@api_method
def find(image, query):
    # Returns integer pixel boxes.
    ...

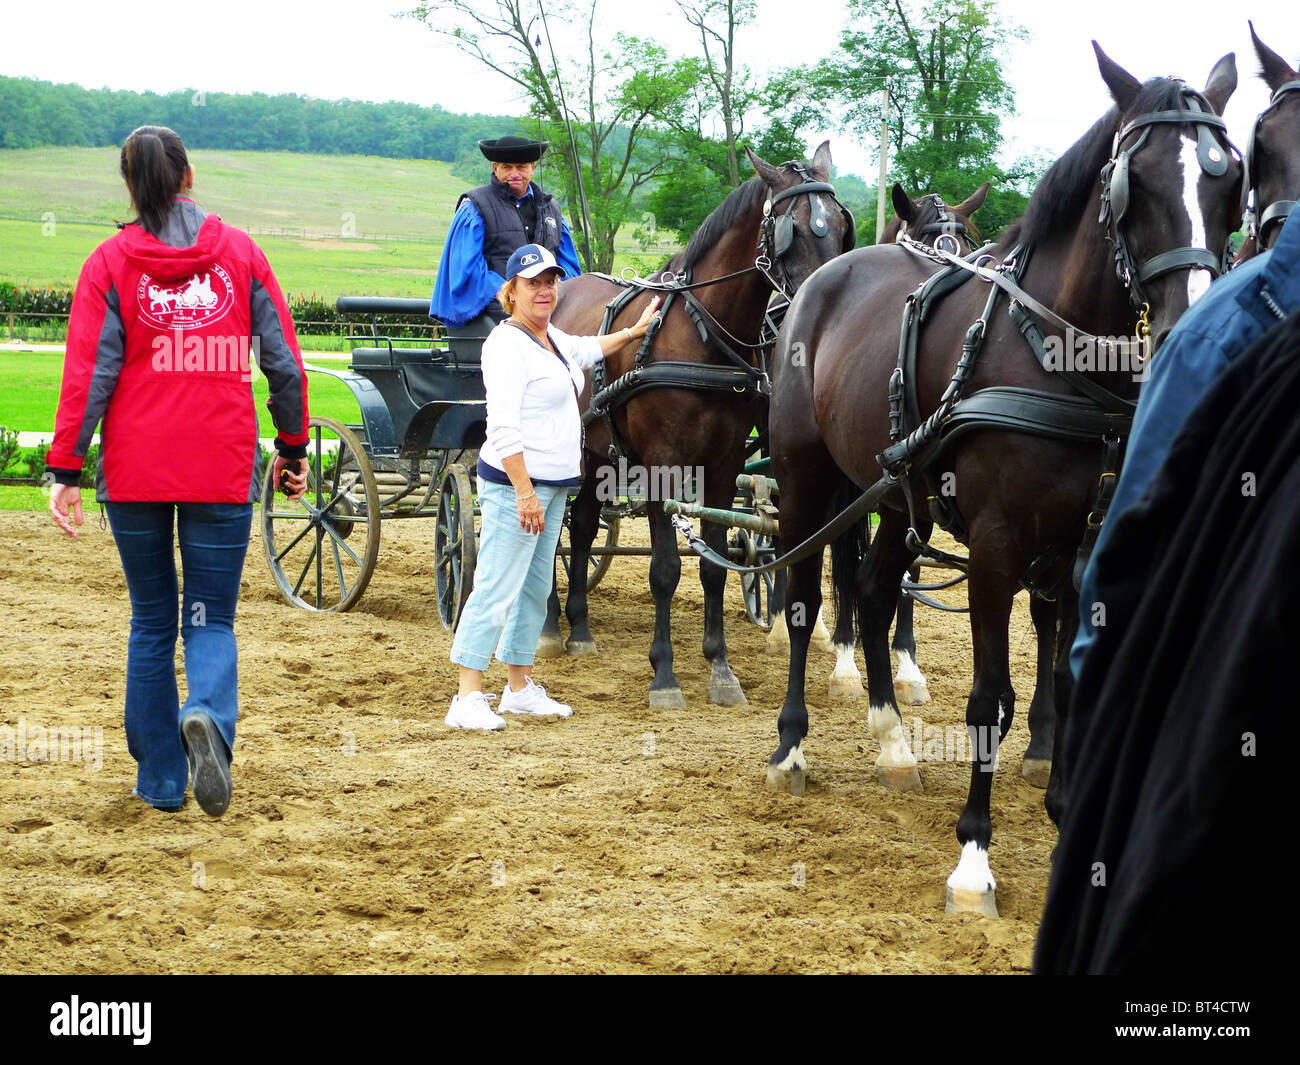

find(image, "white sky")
[3,0,1296,181]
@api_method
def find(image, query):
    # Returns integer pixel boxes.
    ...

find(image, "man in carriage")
[429,134,583,340]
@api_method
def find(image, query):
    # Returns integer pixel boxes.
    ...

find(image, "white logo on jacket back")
[136,265,234,330]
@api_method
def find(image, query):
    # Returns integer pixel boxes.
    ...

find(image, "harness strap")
[1005,301,1137,415]
[585,361,767,428]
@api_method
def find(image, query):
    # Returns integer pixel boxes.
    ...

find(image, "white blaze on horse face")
[1181,136,1214,305]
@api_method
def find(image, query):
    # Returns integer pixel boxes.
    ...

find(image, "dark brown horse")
[766,44,1242,915]
[765,180,998,707]
[1236,22,1300,261]
[545,142,855,708]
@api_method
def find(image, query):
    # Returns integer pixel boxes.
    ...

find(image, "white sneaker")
[444,691,506,731]
[499,677,573,717]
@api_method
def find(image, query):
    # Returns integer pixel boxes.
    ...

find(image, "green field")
[0,352,363,438]
[0,146,675,298]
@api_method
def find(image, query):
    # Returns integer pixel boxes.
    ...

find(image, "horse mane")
[1003,78,1188,252]
[674,174,770,272]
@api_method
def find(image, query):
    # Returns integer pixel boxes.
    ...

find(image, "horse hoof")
[565,639,598,655]
[877,764,923,792]
[708,681,748,706]
[810,635,833,654]
[765,765,807,796]
[1021,758,1052,789]
[764,632,789,656]
[893,678,931,705]
[828,675,865,699]
[648,687,687,710]
[946,886,998,917]
[535,635,564,660]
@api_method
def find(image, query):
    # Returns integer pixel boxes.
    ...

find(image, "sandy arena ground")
[0,507,1055,973]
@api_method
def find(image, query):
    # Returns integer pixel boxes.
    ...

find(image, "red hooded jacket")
[47,199,309,502]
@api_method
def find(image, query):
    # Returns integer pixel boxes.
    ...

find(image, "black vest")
[460,176,564,277]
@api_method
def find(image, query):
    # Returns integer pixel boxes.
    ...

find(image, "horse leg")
[764,568,789,655]
[699,474,746,705]
[768,549,822,795]
[946,539,1018,917]
[646,497,686,709]
[1020,593,1059,788]
[859,509,922,792]
[892,564,932,705]
[562,472,601,654]
[537,566,564,659]
[827,520,865,699]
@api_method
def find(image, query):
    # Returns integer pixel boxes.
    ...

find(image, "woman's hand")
[49,483,84,540]
[273,456,309,502]
[517,489,545,535]
[632,295,662,336]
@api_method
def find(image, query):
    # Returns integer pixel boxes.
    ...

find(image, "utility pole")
[875,79,891,244]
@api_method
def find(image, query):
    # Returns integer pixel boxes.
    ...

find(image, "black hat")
[478,135,549,163]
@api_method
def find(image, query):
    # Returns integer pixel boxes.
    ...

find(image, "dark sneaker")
[181,712,232,817]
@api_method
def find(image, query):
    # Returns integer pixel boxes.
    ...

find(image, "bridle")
[1098,86,1242,315]
[900,195,979,256]
[1243,79,1300,250]
[757,163,856,299]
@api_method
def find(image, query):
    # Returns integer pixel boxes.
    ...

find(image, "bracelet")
[517,489,537,502]
[624,328,634,342]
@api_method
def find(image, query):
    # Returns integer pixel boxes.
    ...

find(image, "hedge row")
[0,283,439,339]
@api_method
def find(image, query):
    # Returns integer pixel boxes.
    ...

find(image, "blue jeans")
[105,502,252,808]
[449,480,568,671]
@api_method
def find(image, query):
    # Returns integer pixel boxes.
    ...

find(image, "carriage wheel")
[435,463,477,630]
[559,507,621,592]
[261,416,380,612]
[735,529,776,630]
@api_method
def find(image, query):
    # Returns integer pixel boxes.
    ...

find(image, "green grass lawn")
[0,352,363,437]
[0,146,679,300]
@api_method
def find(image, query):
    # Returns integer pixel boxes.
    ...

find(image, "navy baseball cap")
[505,244,566,281]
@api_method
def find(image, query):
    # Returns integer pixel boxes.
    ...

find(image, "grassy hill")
[0,147,674,299]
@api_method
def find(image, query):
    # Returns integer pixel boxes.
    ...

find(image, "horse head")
[1244,21,1300,252]
[1093,42,1244,351]
[883,181,990,252]
[745,141,856,297]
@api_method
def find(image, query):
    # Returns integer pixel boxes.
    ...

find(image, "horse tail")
[828,478,868,647]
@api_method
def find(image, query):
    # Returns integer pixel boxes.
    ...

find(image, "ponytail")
[120,126,189,235]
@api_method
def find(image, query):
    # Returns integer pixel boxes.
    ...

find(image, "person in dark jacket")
[46,125,310,817]
[1035,308,1299,973]
[429,135,582,333]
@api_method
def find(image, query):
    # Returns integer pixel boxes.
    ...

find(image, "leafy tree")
[770,0,1038,240]
[404,0,698,272]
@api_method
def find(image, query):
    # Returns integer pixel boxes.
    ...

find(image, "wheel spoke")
[292,540,320,598]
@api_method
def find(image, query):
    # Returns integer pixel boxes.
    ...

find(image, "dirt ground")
[0,507,1056,974]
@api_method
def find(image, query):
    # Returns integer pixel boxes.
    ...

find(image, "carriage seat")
[349,346,444,370]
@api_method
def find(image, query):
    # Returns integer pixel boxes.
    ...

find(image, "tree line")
[0,75,519,162]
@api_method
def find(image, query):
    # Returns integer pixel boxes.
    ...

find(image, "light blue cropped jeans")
[449,479,568,671]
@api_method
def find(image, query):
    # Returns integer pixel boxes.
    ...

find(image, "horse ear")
[811,140,832,180]
[891,183,918,223]
[1202,52,1238,115]
[745,146,784,189]
[1249,21,1299,92]
[952,181,991,218]
[1093,41,1141,112]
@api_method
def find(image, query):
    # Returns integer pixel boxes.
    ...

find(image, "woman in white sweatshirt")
[446,244,660,730]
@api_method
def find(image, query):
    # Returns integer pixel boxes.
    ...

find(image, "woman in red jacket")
[46,125,310,817]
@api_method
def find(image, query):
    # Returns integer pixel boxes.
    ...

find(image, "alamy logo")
[49,997,151,1045]
[136,265,234,330]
